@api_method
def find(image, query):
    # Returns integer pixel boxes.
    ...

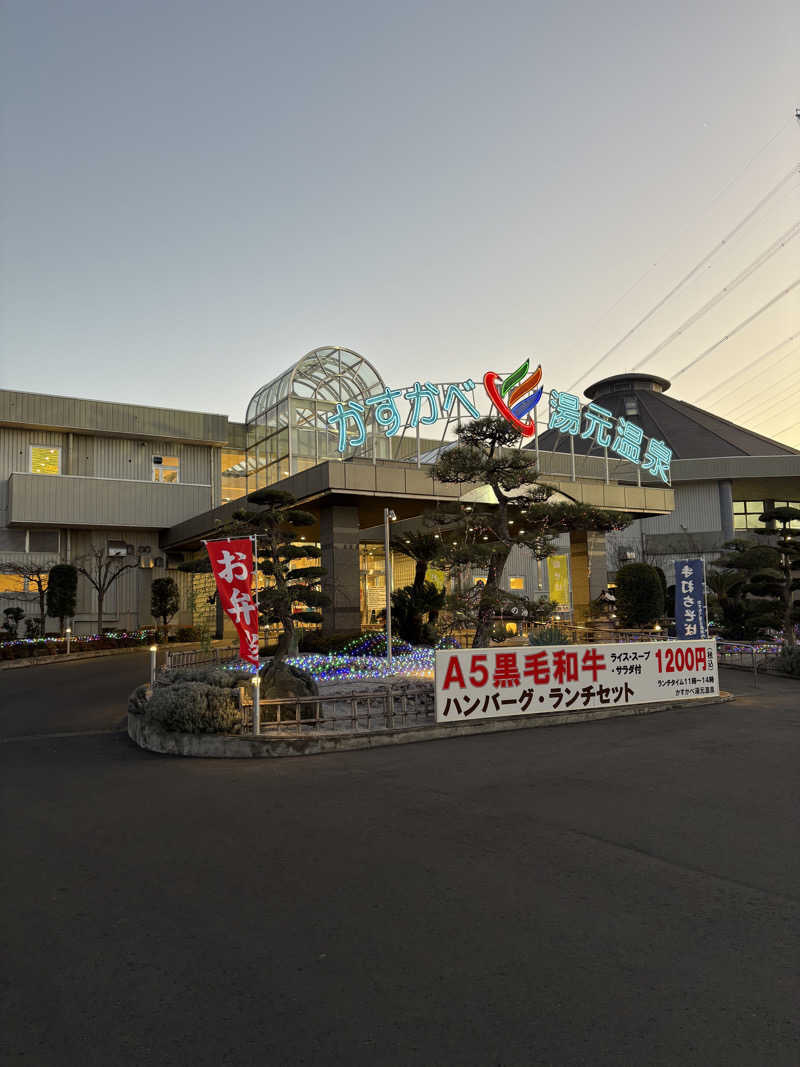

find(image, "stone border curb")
[128,692,734,758]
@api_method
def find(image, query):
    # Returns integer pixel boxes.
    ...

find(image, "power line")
[716,368,800,421]
[670,278,800,382]
[693,335,800,403]
[567,162,800,392]
[723,375,800,422]
[563,119,796,380]
[630,221,800,372]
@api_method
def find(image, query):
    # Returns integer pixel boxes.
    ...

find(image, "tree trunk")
[784,574,795,646]
[274,616,298,661]
[96,591,104,636]
[472,561,498,648]
[413,559,427,592]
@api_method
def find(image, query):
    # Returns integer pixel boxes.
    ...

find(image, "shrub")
[128,684,150,716]
[144,682,243,734]
[490,624,510,643]
[338,632,415,657]
[774,645,800,677]
[175,626,203,642]
[156,666,254,689]
[299,629,362,654]
[615,563,665,627]
[529,625,573,646]
[435,635,461,650]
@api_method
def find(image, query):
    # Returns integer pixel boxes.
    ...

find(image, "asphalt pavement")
[1,658,798,1066]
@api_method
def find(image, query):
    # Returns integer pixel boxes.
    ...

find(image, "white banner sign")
[434,640,719,723]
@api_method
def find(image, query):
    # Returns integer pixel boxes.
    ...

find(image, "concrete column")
[587,531,609,602]
[719,480,734,542]
[319,503,362,634]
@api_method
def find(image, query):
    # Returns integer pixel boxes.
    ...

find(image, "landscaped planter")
[128,691,733,759]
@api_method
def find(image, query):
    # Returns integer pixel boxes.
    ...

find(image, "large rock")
[258,659,319,700]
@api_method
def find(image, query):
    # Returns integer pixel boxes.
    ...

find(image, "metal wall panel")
[9,473,213,529]
[0,389,230,445]
[639,482,721,535]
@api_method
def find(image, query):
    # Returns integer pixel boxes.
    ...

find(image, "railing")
[715,641,782,687]
[164,644,239,670]
[525,621,669,645]
[237,682,433,735]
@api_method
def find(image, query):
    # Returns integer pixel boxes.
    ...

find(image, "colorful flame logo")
[483,359,543,437]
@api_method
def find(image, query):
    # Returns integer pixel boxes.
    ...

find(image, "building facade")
[11,350,792,637]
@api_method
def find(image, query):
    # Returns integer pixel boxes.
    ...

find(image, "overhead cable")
[693,334,800,403]
[567,162,800,391]
[720,368,800,420]
[670,278,800,381]
[631,222,800,371]
[716,373,800,422]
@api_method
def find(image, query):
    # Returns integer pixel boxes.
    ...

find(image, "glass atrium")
[245,346,392,490]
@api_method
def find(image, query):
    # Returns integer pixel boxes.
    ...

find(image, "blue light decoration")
[327,365,673,484]
[548,389,672,484]
[674,559,709,639]
[328,401,366,452]
[364,387,403,437]
[330,379,479,453]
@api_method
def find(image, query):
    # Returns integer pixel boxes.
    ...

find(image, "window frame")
[152,454,180,483]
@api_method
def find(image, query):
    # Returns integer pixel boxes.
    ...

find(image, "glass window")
[0,573,26,592]
[509,576,525,591]
[28,530,60,553]
[221,450,248,503]
[153,455,180,483]
[732,500,765,530]
[0,529,26,552]
[30,446,61,475]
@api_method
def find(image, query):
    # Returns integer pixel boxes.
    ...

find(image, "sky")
[1,0,799,446]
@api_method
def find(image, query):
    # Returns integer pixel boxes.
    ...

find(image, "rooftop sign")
[328,360,673,483]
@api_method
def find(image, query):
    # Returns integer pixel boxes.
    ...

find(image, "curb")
[128,691,735,759]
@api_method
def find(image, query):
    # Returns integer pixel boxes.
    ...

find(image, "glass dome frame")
[244,346,389,492]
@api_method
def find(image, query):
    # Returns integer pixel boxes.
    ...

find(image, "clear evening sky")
[1,1,798,445]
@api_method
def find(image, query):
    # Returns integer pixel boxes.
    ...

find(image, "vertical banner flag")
[206,538,260,666]
[547,555,570,612]
[674,559,708,639]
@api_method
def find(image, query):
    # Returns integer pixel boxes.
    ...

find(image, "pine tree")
[430,416,631,647]
[708,541,784,640]
[182,488,330,671]
[754,505,800,646]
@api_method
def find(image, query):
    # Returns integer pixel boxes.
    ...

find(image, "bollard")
[65,626,71,656]
[149,644,157,689]
[252,675,261,736]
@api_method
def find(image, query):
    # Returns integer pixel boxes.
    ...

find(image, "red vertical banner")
[205,538,260,666]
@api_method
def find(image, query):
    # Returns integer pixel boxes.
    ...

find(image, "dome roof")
[246,346,385,423]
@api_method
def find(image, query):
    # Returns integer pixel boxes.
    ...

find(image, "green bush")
[145,682,243,734]
[299,629,362,654]
[156,666,253,689]
[174,626,203,642]
[615,563,665,627]
[529,625,573,646]
[128,684,150,716]
[774,645,800,677]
